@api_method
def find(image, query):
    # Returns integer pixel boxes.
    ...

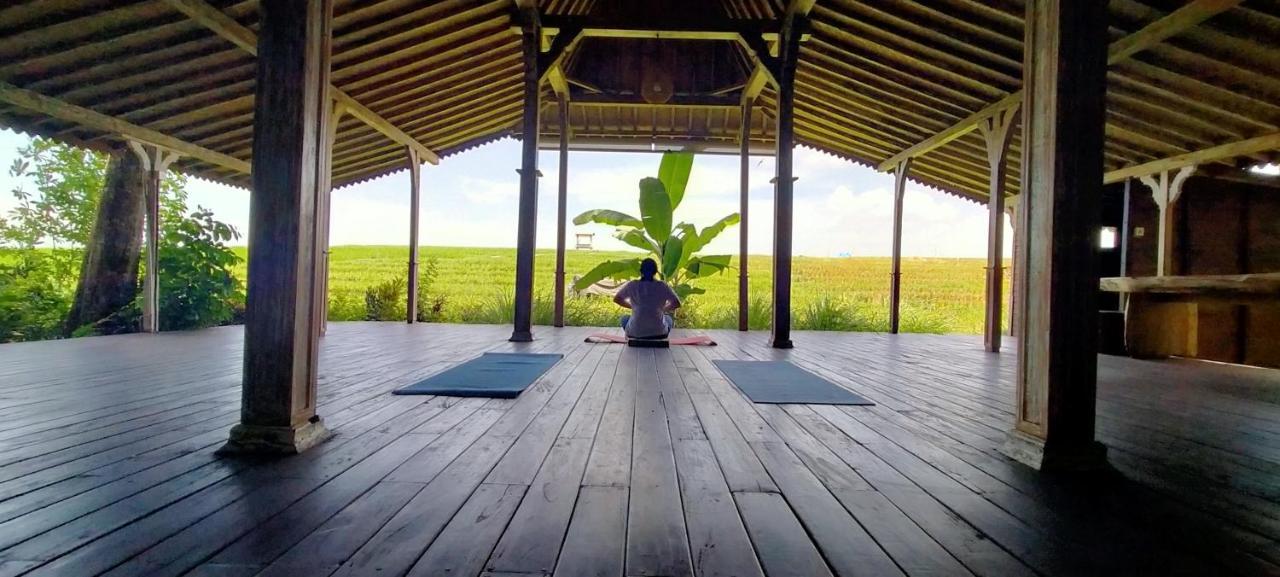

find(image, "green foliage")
[0,138,242,341]
[0,250,78,342]
[414,257,444,322]
[233,246,1006,334]
[156,207,244,331]
[364,276,407,321]
[361,257,442,322]
[0,142,94,342]
[573,152,739,301]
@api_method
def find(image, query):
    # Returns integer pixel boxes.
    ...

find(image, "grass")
[229,246,1010,334]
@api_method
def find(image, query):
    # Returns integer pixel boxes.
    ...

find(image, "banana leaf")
[638,177,672,243]
[572,258,642,291]
[658,152,694,210]
[685,254,732,278]
[697,213,741,247]
[573,209,642,228]
[615,228,659,254]
[661,235,684,278]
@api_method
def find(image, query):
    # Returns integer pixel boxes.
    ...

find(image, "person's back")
[615,259,680,339]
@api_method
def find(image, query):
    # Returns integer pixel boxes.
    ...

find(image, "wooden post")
[1006,199,1019,337]
[553,94,569,328]
[510,8,541,342]
[222,0,332,455]
[770,18,802,350]
[1138,165,1196,276]
[1119,178,1131,276]
[738,99,751,332]
[889,158,911,334]
[406,146,421,323]
[980,106,1019,352]
[316,102,344,336]
[1004,0,1109,472]
[125,140,179,334]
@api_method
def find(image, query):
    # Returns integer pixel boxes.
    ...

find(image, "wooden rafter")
[876,0,1245,172]
[160,0,441,165]
[0,80,249,174]
[1104,131,1280,183]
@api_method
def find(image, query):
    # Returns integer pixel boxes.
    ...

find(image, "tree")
[63,147,147,336]
[572,152,738,299]
[0,137,243,341]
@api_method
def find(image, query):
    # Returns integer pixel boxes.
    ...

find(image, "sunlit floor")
[0,322,1274,576]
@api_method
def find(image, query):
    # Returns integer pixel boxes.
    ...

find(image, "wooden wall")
[1123,174,1280,367]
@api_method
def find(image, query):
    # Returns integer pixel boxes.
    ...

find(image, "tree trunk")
[63,148,147,336]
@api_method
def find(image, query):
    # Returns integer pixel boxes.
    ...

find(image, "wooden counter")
[1100,273,1280,367]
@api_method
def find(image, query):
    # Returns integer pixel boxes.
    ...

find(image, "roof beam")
[1103,131,1280,183]
[876,0,1245,172]
[739,0,814,103]
[0,80,250,174]
[161,0,440,165]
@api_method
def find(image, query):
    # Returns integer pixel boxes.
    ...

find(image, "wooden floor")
[0,323,1275,577]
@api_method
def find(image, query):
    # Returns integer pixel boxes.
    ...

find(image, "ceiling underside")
[0,0,1277,201]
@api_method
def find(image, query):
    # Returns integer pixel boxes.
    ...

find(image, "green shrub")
[797,296,871,332]
[364,276,407,321]
[0,250,78,342]
[328,292,364,321]
[413,258,443,322]
[156,207,244,331]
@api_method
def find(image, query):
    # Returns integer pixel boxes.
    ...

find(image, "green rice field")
[233,246,1010,334]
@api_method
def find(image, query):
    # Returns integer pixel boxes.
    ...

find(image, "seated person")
[614,258,681,339]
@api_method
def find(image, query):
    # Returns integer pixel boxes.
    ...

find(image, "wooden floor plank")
[553,485,628,577]
[626,349,694,577]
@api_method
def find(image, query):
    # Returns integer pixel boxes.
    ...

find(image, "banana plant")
[572,152,739,300]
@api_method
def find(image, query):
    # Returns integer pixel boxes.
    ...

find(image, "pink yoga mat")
[585,333,717,346]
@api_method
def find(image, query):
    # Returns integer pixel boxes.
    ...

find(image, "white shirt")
[617,280,679,338]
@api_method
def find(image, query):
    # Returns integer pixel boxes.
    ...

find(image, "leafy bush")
[413,257,443,322]
[364,276,407,321]
[0,250,78,342]
[362,257,443,322]
[0,138,244,341]
[328,291,365,321]
[798,296,874,332]
[156,207,244,331]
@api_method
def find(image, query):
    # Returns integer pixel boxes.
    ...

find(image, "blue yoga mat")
[713,360,874,405]
[394,352,563,398]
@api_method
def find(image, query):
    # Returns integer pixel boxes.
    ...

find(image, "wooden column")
[406,147,421,323]
[1138,165,1196,276]
[510,9,541,342]
[980,106,1019,352]
[553,94,569,328]
[770,19,802,350]
[888,158,911,334]
[125,141,179,334]
[1006,199,1020,337]
[222,0,332,455]
[1004,0,1109,471]
[738,99,751,332]
[316,102,344,336]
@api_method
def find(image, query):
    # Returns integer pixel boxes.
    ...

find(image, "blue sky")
[0,128,1010,258]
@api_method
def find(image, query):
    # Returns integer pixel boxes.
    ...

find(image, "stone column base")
[1001,429,1109,473]
[217,417,331,456]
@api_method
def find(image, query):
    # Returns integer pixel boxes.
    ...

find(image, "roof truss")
[160,0,440,165]
[876,0,1246,175]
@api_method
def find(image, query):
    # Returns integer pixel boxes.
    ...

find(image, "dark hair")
[639,258,658,281]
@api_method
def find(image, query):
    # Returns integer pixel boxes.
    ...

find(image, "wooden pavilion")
[0,1,1278,576]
